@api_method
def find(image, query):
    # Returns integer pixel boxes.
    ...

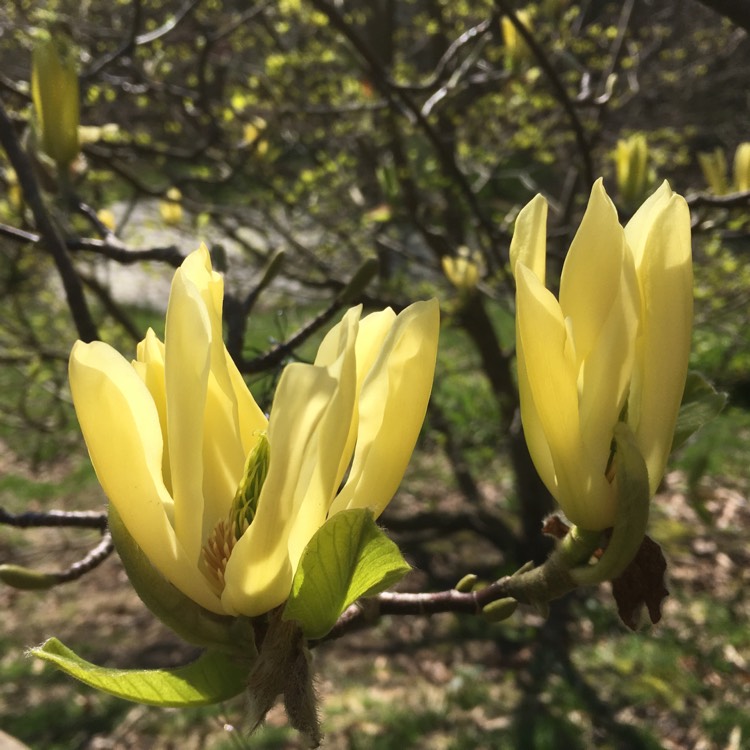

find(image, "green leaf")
[671,371,727,452]
[283,509,410,639]
[30,638,251,707]
[108,505,256,655]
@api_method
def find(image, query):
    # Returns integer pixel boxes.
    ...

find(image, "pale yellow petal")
[336,308,397,490]
[328,299,439,519]
[133,329,172,497]
[576,243,640,478]
[510,194,548,284]
[287,310,358,558]
[628,194,693,492]
[516,266,579,487]
[559,179,626,368]
[516,266,613,528]
[225,349,268,457]
[314,304,363,367]
[314,306,370,488]
[221,318,359,616]
[515,337,557,498]
[69,341,223,613]
[624,181,673,266]
[164,267,212,566]
[179,246,258,528]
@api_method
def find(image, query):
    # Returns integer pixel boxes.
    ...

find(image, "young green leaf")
[30,639,251,707]
[283,509,410,639]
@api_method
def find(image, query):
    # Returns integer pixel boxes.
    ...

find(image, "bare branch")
[687,189,750,208]
[0,507,107,530]
[55,532,115,584]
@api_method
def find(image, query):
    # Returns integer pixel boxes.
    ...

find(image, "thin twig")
[687,189,750,208]
[241,293,351,374]
[0,221,185,267]
[493,0,595,187]
[55,532,115,583]
[306,0,502,259]
[0,507,107,530]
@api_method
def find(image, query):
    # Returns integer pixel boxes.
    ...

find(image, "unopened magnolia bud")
[0,564,59,590]
[159,188,183,225]
[501,11,534,70]
[454,573,478,592]
[698,148,729,195]
[734,142,750,192]
[442,247,481,293]
[614,133,651,207]
[31,36,80,169]
[482,597,518,623]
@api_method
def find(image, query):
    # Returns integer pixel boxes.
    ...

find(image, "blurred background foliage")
[1,0,749,747]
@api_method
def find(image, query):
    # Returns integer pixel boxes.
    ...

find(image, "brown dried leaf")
[610,534,669,630]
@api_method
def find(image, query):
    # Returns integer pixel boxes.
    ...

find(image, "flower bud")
[614,133,651,207]
[733,142,750,193]
[511,180,692,530]
[698,148,729,195]
[31,36,80,169]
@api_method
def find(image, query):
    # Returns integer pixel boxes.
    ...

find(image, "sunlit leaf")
[31,639,251,707]
[283,509,410,639]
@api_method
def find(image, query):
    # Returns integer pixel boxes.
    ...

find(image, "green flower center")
[200,432,270,596]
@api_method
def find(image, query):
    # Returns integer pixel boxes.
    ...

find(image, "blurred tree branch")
[0,100,98,342]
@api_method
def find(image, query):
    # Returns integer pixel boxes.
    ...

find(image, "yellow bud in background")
[501,10,534,70]
[242,117,269,157]
[698,148,729,195]
[31,35,80,170]
[442,247,481,293]
[96,209,116,232]
[733,142,750,192]
[614,133,651,208]
[159,187,183,226]
[6,169,23,212]
[79,123,120,145]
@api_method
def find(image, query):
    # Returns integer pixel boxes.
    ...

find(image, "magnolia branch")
[0,507,576,623]
[687,189,750,208]
[0,101,99,342]
[0,507,107,530]
[0,222,185,266]
[323,554,581,643]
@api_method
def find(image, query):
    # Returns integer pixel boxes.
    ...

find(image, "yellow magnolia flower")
[70,246,439,617]
[511,180,692,530]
